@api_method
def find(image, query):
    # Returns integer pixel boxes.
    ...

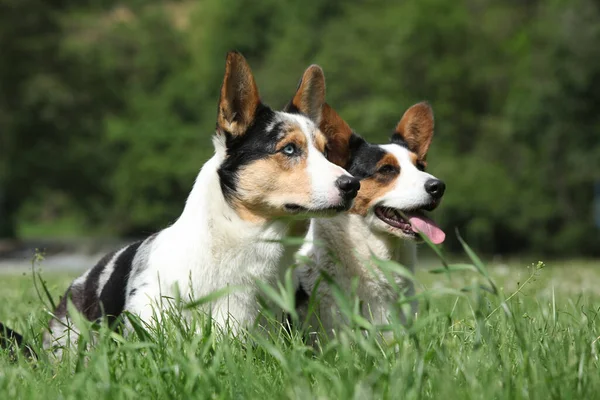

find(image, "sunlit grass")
[1,251,599,399]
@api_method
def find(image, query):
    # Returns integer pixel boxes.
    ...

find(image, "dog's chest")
[211,238,284,285]
[164,222,287,295]
[308,218,416,304]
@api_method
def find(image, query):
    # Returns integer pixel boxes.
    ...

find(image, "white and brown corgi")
[0,53,360,355]
[292,101,445,339]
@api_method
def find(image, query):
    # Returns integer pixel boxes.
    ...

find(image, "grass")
[1,249,599,399]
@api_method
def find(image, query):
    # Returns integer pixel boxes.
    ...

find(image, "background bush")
[1,0,599,256]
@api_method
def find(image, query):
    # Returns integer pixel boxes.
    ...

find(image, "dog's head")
[215,52,359,223]
[319,102,446,244]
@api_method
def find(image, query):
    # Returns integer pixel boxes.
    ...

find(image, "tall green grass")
[1,242,599,399]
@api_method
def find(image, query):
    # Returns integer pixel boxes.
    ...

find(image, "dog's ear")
[319,103,353,168]
[392,102,434,161]
[217,51,261,136]
[286,65,326,125]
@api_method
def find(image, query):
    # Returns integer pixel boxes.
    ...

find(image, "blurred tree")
[1,0,598,255]
[505,0,600,254]
[0,0,72,238]
[0,0,122,238]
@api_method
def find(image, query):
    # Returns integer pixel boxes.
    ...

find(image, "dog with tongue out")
[289,100,446,342]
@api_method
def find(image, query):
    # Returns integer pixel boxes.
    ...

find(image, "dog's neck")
[156,151,288,295]
[309,213,417,279]
[300,213,418,328]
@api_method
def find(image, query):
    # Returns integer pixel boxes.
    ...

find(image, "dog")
[292,101,445,341]
[0,53,360,356]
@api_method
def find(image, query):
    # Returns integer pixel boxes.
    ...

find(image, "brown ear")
[289,65,326,125]
[217,51,261,136]
[392,102,434,161]
[319,103,353,168]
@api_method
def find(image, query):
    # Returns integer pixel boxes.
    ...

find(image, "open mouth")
[284,203,349,214]
[374,206,445,244]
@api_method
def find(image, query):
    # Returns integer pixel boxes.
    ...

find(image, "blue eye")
[282,143,297,156]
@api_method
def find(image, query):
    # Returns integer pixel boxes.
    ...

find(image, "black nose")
[424,179,445,199]
[336,175,360,198]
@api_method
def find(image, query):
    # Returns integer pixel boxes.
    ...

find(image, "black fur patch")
[345,134,388,179]
[283,100,301,116]
[294,284,310,310]
[99,240,143,325]
[285,284,310,330]
[81,250,117,320]
[217,103,288,200]
[390,133,410,149]
[63,240,142,324]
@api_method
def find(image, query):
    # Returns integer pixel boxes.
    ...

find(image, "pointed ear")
[319,103,354,168]
[217,51,261,136]
[287,64,326,125]
[392,102,434,161]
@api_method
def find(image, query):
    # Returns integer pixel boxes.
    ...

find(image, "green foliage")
[1,0,599,254]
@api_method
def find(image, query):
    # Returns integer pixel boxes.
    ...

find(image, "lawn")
[1,253,599,399]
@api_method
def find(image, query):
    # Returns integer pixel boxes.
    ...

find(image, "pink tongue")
[408,215,446,244]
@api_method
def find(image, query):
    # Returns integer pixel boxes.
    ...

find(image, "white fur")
[376,145,436,210]
[124,153,289,331]
[295,143,439,341]
[295,215,417,341]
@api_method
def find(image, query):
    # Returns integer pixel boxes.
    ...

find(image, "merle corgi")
[0,53,359,356]
[292,101,445,340]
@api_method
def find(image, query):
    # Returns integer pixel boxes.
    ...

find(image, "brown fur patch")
[276,127,308,152]
[232,124,314,222]
[393,102,434,161]
[409,152,418,166]
[350,153,400,216]
[217,52,261,136]
[314,131,327,154]
[377,153,400,173]
[320,103,353,167]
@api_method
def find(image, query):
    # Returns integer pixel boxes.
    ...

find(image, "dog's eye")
[416,161,426,171]
[282,143,297,156]
[378,165,397,175]
[323,145,329,158]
